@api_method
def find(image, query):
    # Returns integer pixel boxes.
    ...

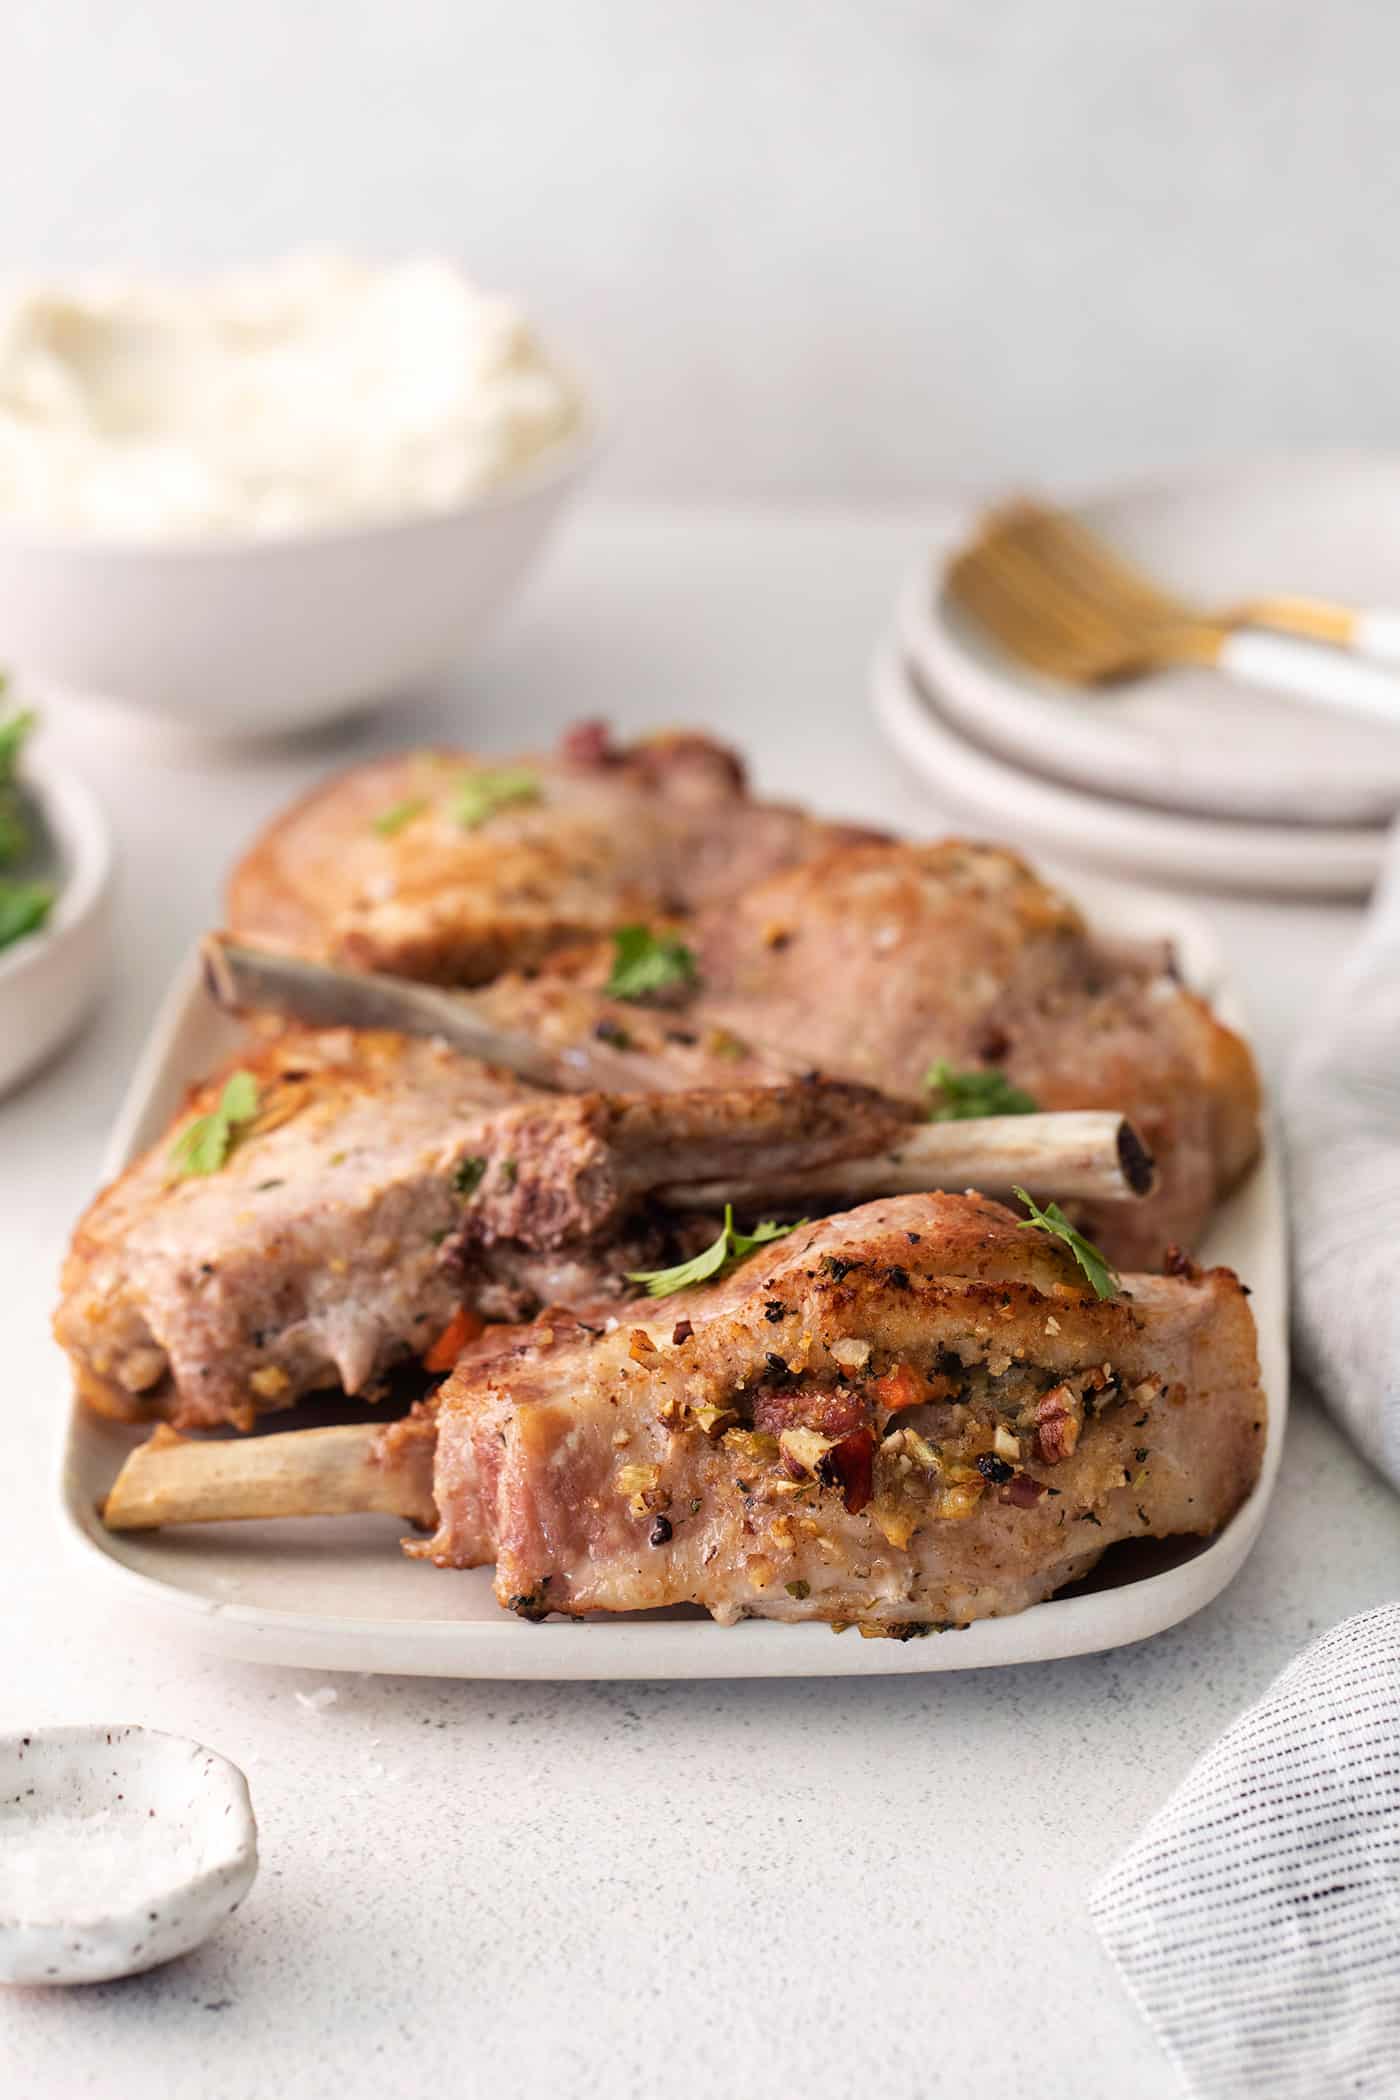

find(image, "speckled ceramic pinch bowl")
[0,1724,258,1985]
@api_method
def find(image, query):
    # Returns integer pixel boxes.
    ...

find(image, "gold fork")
[946,500,1400,721]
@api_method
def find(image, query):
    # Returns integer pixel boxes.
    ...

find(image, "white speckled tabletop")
[6,511,1398,2099]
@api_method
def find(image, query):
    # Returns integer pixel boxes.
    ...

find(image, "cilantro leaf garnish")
[626,1205,804,1300]
[1012,1185,1119,1301]
[604,923,699,1001]
[453,766,540,831]
[0,878,54,952]
[373,796,428,837]
[0,702,34,784]
[168,1069,261,1179]
[924,1062,1038,1121]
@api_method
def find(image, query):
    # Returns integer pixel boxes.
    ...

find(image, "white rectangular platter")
[59,885,1286,1679]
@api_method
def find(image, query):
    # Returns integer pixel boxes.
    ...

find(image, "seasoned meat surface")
[417,1192,1264,1629]
[470,839,1261,1266]
[228,724,874,985]
[55,1025,906,1429]
[693,840,1260,1263]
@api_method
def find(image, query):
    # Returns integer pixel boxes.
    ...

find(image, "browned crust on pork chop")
[227,726,877,984]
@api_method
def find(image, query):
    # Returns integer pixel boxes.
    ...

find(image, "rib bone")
[661,1111,1154,1210]
[101,1422,434,1532]
[202,936,641,1094]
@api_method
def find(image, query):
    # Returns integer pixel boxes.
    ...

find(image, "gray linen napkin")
[1091,1605,1400,2099]
[1285,834,1400,1490]
[1091,854,1400,2094]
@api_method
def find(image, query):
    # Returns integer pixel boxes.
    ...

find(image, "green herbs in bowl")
[0,699,115,1096]
[0,703,55,954]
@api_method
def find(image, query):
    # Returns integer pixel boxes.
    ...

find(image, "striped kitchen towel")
[1091,1604,1400,2098]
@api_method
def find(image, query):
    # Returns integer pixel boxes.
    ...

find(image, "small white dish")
[0,431,598,739]
[906,454,1400,827]
[0,1724,257,1985]
[872,637,1386,898]
[56,890,1286,1681]
[0,757,115,1096]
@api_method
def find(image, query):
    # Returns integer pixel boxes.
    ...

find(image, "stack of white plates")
[871,457,1400,896]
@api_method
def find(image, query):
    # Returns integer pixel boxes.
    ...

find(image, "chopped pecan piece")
[1034,1382,1083,1465]
[616,1462,666,1517]
[692,1401,739,1439]
[778,1426,839,1480]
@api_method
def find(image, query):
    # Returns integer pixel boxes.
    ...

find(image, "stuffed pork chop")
[419,1190,1264,1629]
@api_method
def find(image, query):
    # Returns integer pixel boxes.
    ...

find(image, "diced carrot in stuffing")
[424,1304,485,1373]
[871,1363,925,1415]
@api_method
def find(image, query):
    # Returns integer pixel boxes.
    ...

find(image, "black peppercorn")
[649,1516,673,1546]
[976,1453,1014,1484]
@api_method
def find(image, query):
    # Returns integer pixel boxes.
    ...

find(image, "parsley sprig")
[454,766,540,831]
[626,1205,804,1300]
[0,699,34,781]
[1012,1185,1119,1301]
[604,924,698,1001]
[373,796,427,837]
[924,1061,1038,1122]
[0,879,53,951]
[169,1070,261,1179]
[453,1155,487,1197]
[0,702,36,873]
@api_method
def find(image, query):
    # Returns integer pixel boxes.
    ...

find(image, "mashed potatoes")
[0,254,585,540]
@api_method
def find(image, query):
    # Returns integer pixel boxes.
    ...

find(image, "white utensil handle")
[1220,630,1400,725]
[1354,611,1400,666]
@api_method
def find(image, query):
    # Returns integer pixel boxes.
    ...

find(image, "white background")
[7,0,1400,501]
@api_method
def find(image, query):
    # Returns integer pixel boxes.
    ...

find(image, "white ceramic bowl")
[0,1725,257,1985]
[0,758,115,1095]
[0,434,597,737]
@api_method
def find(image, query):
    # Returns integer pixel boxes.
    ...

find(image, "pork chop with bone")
[416,1191,1264,1629]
